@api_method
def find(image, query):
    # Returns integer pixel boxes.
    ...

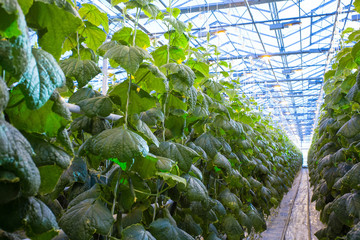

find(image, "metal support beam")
[208,47,336,61]
[241,77,322,84]
[254,94,319,98]
[147,11,353,35]
[140,0,287,18]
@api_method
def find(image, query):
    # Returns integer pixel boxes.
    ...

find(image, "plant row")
[308,8,360,239]
[0,0,302,239]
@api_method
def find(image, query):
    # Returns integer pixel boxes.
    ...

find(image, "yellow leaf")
[136,87,140,93]
[130,75,135,80]
[177,58,183,64]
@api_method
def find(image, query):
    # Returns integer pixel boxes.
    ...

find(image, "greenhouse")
[0,0,359,239]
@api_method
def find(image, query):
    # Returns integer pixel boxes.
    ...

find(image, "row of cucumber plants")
[309,2,360,239]
[0,0,302,239]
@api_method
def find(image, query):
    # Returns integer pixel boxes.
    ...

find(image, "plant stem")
[124,74,131,127]
[124,8,141,127]
[109,168,122,237]
[162,0,173,142]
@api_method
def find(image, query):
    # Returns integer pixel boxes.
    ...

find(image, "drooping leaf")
[29,136,71,169]
[26,0,83,60]
[182,174,208,202]
[109,80,157,116]
[79,3,109,32]
[77,96,113,118]
[156,172,186,187]
[149,218,194,240]
[221,215,244,240]
[150,141,199,172]
[0,0,22,38]
[60,58,101,88]
[131,115,160,147]
[213,153,232,174]
[151,45,185,67]
[134,63,168,94]
[104,44,151,74]
[68,87,101,104]
[194,133,222,158]
[163,18,186,34]
[164,30,189,48]
[113,27,150,49]
[6,90,69,137]
[0,196,58,236]
[81,127,149,162]
[218,188,242,211]
[79,21,107,52]
[122,224,156,240]
[59,199,113,240]
[131,154,158,179]
[38,165,63,195]
[0,120,40,197]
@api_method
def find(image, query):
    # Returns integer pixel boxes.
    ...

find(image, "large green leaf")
[194,133,222,158]
[77,96,113,118]
[104,44,151,74]
[29,136,71,169]
[163,18,186,34]
[218,188,242,211]
[164,30,189,48]
[59,198,113,240]
[150,141,199,172]
[0,6,66,109]
[81,127,149,161]
[109,80,157,116]
[181,174,208,202]
[151,45,185,67]
[80,21,107,52]
[79,3,109,32]
[68,87,101,104]
[131,115,160,147]
[162,63,195,95]
[6,89,69,137]
[26,0,83,60]
[23,48,66,109]
[0,120,40,197]
[221,215,244,240]
[60,58,101,88]
[0,0,22,38]
[213,152,232,174]
[38,164,63,195]
[149,218,194,240]
[122,224,156,240]
[134,63,168,94]
[113,27,150,49]
[156,172,186,187]
[337,114,360,139]
[0,197,58,236]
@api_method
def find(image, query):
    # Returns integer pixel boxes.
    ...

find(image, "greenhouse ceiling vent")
[270,20,302,30]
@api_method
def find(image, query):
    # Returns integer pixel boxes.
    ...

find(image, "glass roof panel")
[78,0,358,146]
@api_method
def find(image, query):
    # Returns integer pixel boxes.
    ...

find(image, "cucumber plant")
[308,3,360,238]
[0,0,302,239]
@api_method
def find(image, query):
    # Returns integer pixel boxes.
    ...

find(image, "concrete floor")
[259,168,325,240]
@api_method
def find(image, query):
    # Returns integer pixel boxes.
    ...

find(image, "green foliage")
[26,0,83,60]
[308,23,360,239]
[0,2,303,239]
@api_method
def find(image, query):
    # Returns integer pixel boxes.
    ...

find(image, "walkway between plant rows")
[259,168,325,240]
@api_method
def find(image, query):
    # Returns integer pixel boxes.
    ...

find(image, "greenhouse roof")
[78,0,358,146]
